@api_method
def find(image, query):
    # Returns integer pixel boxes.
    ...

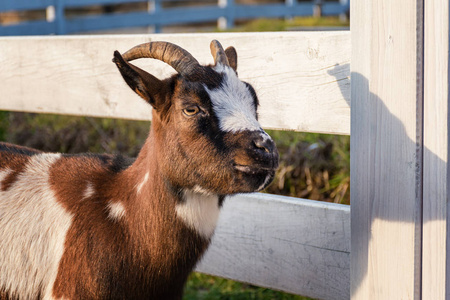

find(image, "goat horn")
[121,42,202,78]
[210,40,230,67]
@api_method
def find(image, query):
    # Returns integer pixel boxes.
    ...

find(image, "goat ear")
[225,46,237,72]
[113,51,163,109]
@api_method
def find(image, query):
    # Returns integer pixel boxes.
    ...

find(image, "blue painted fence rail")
[0,0,349,36]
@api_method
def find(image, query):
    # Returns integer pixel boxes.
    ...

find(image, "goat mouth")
[231,163,277,193]
[233,164,274,174]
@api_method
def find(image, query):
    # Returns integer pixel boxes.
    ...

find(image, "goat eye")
[183,106,200,116]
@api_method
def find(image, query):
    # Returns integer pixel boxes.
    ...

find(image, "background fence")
[0,0,349,35]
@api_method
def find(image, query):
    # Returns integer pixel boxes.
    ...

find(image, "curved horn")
[210,40,230,67]
[121,42,202,77]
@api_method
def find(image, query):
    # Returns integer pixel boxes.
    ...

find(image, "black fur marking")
[0,142,42,156]
[164,179,184,203]
[218,195,226,207]
[244,82,259,113]
[189,85,229,156]
[186,67,223,90]
[197,114,228,156]
[62,153,135,173]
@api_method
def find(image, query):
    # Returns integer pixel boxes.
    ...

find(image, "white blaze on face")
[0,153,73,300]
[205,65,261,133]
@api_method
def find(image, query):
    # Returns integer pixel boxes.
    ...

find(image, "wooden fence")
[1,0,449,298]
[0,32,351,300]
[0,0,349,36]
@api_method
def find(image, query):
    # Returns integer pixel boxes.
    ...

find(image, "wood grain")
[196,193,350,300]
[350,0,423,299]
[349,0,370,298]
[422,0,450,299]
[0,32,350,135]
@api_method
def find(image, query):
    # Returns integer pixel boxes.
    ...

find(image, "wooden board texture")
[0,32,350,135]
[196,193,350,300]
[423,0,450,299]
[350,0,423,299]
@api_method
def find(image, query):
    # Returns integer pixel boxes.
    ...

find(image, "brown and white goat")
[0,40,279,299]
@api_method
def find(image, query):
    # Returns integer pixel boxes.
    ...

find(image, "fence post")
[55,0,66,35]
[148,0,161,33]
[350,0,424,299]
[46,5,57,34]
[285,0,297,20]
[422,0,450,299]
[218,0,234,30]
[338,0,349,22]
[313,0,322,17]
[46,6,55,22]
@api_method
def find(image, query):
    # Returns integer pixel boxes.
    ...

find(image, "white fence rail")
[197,193,350,300]
[0,32,351,300]
[0,32,351,135]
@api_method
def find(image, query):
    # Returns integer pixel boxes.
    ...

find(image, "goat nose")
[253,135,275,154]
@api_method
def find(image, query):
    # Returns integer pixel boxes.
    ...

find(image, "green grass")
[265,130,350,204]
[223,16,349,33]
[184,273,313,300]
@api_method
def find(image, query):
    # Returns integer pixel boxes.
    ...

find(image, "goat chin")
[0,40,279,299]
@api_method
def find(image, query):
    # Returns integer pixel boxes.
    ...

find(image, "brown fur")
[0,139,210,299]
[0,143,41,191]
[48,128,210,299]
[0,289,15,300]
[0,42,278,300]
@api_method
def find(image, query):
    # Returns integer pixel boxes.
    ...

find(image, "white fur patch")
[175,189,220,238]
[107,201,126,221]
[0,153,73,300]
[206,66,261,133]
[136,172,149,194]
[192,185,214,195]
[82,182,95,199]
[257,174,273,192]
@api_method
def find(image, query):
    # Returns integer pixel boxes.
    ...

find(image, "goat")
[0,40,279,300]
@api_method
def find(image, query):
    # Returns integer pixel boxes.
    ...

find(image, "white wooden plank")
[0,32,350,135]
[350,0,423,299]
[422,0,450,299]
[349,0,370,299]
[196,193,350,300]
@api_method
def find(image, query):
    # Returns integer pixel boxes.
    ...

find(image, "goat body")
[0,41,278,299]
